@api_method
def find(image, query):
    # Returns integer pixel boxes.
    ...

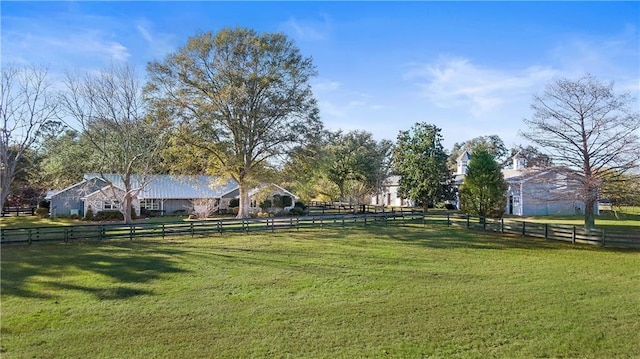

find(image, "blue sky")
[2,1,639,151]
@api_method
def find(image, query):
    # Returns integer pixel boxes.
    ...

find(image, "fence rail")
[1,212,638,248]
[1,206,36,217]
[0,212,423,245]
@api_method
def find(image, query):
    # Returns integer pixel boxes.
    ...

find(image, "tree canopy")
[522,74,640,229]
[1,64,59,210]
[59,63,166,223]
[448,135,507,171]
[145,27,321,218]
[393,123,452,211]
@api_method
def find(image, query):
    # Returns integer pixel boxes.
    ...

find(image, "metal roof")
[83,174,238,199]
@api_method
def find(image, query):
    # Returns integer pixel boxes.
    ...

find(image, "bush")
[85,207,94,220]
[70,214,81,220]
[444,203,456,210]
[229,198,240,208]
[294,201,307,210]
[260,199,272,211]
[229,207,239,216]
[289,207,305,216]
[35,207,49,219]
[94,210,124,221]
[272,194,283,208]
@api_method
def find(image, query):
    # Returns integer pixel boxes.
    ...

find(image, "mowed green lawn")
[2,226,639,358]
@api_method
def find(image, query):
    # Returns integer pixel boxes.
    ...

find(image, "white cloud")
[281,14,332,42]
[137,24,154,43]
[407,57,557,117]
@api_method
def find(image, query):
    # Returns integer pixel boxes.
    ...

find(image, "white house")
[455,151,585,216]
[45,174,298,217]
[369,175,416,207]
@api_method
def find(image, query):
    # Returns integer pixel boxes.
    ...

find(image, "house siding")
[49,178,107,217]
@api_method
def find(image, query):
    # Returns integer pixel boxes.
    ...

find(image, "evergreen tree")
[458,148,508,218]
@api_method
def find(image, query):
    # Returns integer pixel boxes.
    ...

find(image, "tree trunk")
[584,198,596,231]
[123,193,133,224]
[236,182,251,219]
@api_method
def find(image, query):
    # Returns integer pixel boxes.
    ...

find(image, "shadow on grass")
[334,224,639,252]
[1,240,188,299]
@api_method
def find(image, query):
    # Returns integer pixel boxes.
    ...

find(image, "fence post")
[601,228,605,246]
[447,213,450,226]
[482,217,486,231]
[162,224,165,240]
[190,222,194,238]
[522,221,526,236]
[544,224,548,240]
[501,218,504,234]
[466,215,470,229]
[572,226,576,244]
[218,221,222,235]
[28,229,32,245]
[130,225,134,240]
[64,228,69,243]
[271,218,275,233]
[297,218,300,231]
[364,214,367,227]
[289,217,293,230]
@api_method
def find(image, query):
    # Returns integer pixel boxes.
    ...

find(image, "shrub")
[229,198,240,208]
[444,203,456,210]
[272,194,283,208]
[172,209,188,216]
[260,199,272,211]
[294,201,307,209]
[35,207,49,219]
[94,211,124,221]
[85,207,94,220]
[70,214,81,220]
[229,207,239,216]
[289,207,305,216]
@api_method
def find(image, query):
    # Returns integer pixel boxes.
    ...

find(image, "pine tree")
[458,148,508,218]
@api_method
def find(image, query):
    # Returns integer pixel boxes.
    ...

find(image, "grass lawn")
[2,225,639,358]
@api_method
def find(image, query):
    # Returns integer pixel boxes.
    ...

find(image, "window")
[103,200,120,210]
[140,199,160,210]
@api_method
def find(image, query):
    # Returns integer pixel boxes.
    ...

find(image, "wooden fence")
[1,206,36,217]
[307,202,417,216]
[1,212,638,248]
[0,212,423,245]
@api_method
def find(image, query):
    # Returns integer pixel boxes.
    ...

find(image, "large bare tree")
[522,74,640,230]
[145,28,321,218]
[59,63,166,223]
[1,64,59,211]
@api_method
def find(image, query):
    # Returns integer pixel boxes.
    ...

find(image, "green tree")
[522,74,640,230]
[599,171,640,211]
[324,130,391,204]
[145,28,321,218]
[458,148,508,218]
[38,129,94,189]
[508,144,553,168]
[393,122,451,211]
[448,135,507,171]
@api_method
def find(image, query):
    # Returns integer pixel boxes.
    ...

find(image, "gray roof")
[83,174,238,199]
